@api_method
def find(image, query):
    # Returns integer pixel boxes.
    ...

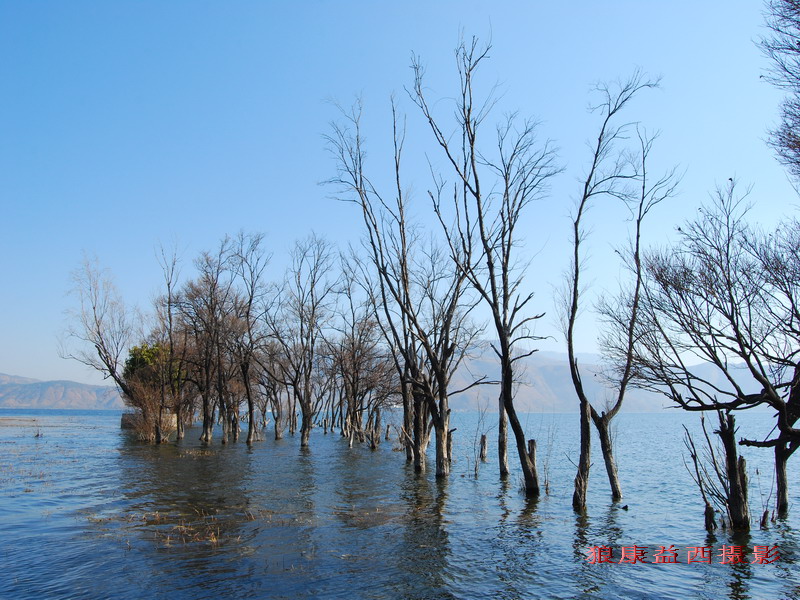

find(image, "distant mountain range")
[1,350,754,412]
[448,350,672,413]
[0,373,124,410]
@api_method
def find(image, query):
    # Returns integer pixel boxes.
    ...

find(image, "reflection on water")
[1,409,798,600]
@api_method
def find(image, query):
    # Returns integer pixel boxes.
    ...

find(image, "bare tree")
[413,39,560,495]
[761,0,800,181]
[624,184,800,523]
[328,100,481,476]
[229,231,271,444]
[262,235,336,447]
[682,412,750,531]
[62,258,144,424]
[328,258,399,447]
[151,244,192,442]
[177,239,235,443]
[560,72,677,511]
[740,216,800,515]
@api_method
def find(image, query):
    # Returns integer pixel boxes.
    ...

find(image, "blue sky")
[1,1,795,385]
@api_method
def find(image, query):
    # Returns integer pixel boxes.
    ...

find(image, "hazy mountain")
[0,350,760,413]
[447,350,670,413]
[0,373,124,410]
[447,349,761,413]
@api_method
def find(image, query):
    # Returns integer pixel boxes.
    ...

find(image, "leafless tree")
[62,258,143,418]
[177,239,235,443]
[262,235,336,447]
[682,412,750,531]
[327,258,399,447]
[622,184,800,522]
[151,244,192,442]
[229,231,271,444]
[761,0,800,181]
[328,100,481,476]
[560,72,677,511]
[413,39,560,495]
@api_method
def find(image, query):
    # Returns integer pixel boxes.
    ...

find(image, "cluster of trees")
[64,0,800,531]
[64,233,398,450]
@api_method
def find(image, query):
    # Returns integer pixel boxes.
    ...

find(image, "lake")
[0,408,797,599]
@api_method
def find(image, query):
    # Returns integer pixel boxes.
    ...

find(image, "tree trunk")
[413,392,427,473]
[434,425,449,476]
[480,434,488,462]
[231,411,239,442]
[719,413,750,531]
[300,399,312,447]
[527,439,537,473]
[776,443,790,518]
[273,399,284,440]
[403,385,414,462]
[175,405,185,441]
[572,398,591,512]
[300,420,311,447]
[501,364,539,496]
[595,416,623,502]
[246,394,258,444]
[498,393,509,478]
[220,400,229,444]
[200,392,213,443]
[243,364,259,445]
[155,404,163,445]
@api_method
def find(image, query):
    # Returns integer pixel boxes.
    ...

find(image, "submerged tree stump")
[527,439,537,470]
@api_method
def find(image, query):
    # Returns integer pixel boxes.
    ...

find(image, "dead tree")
[229,232,270,444]
[682,413,751,531]
[414,39,559,495]
[761,0,800,180]
[177,239,235,443]
[328,101,481,476]
[262,235,336,447]
[328,259,399,446]
[561,72,677,511]
[62,258,144,429]
[627,184,800,518]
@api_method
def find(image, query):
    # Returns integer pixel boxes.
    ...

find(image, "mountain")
[447,350,672,413]
[0,373,124,410]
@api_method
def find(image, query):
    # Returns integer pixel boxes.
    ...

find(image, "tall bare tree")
[62,258,143,422]
[177,239,235,443]
[262,235,336,447]
[622,184,800,524]
[762,0,800,181]
[414,39,559,495]
[560,73,677,511]
[328,101,481,476]
[229,232,271,444]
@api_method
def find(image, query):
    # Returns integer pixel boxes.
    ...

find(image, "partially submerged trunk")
[175,405,185,441]
[200,391,214,443]
[498,394,509,478]
[775,443,790,518]
[434,413,450,478]
[719,413,750,531]
[242,363,260,445]
[501,362,539,497]
[411,392,430,472]
[572,397,591,512]
[594,413,623,502]
[402,384,414,462]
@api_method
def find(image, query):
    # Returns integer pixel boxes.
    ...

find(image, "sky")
[1,1,797,386]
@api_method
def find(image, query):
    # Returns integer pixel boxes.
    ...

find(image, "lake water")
[1,408,798,599]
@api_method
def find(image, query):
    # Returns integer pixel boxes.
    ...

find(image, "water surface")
[1,409,797,599]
